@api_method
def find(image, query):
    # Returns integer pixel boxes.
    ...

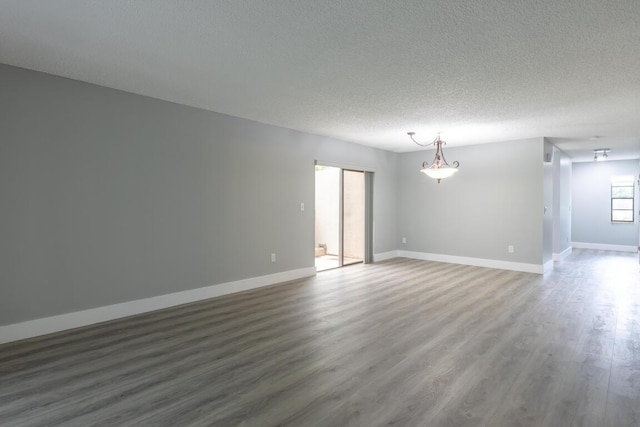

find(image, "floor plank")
[0,250,638,426]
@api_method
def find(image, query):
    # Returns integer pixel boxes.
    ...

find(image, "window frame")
[610,176,635,223]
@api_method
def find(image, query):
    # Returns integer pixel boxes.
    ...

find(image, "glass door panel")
[315,165,341,271]
[342,170,365,266]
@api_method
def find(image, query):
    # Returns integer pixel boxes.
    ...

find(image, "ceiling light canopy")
[408,132,459,183]
[593,148,609,161]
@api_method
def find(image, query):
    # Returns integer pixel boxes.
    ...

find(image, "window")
[611,175,634,222]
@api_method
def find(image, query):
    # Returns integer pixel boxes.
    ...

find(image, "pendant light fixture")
[408,132,459,183]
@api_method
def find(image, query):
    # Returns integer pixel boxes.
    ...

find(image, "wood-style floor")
[0,249,639,426]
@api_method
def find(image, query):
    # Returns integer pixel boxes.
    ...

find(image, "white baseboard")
[0,267,316,345]
[373,251,399,262]
[572,242,638,253]
[398,250,543,274]
[553,246,572,261]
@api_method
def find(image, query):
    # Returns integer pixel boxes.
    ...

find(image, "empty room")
[1,1,640,426]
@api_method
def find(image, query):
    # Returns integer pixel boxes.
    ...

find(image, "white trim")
[314,159,376,172]
[397,250,543,274]
[373,251,399,262]
[571,242,638,253]
[553,246,573,261]
[0,267,316,345]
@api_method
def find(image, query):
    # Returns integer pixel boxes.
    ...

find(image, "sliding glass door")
[315,165,369,271]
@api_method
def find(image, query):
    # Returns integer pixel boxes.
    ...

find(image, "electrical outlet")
[508,245,515,253]
[300,202,305,211]
[271,253,276,262]
[402,237,407,244]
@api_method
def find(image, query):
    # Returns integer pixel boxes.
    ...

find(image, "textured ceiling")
[1,0,640,159]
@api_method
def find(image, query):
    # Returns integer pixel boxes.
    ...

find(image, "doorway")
[315,165,370,271]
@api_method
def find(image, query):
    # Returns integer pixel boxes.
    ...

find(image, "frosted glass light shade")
[420,166,458,179]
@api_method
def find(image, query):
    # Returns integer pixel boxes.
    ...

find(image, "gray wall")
[0,64,397,325]
[552,147,572,255]
[397,138,544,265]
[572,160,639,246]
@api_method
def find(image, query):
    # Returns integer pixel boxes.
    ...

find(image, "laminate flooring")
[0,249,639,426]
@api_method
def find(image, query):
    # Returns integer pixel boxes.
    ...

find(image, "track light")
[593,148,609,161]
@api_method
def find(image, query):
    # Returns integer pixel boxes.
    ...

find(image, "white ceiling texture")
[1,1,640,161]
